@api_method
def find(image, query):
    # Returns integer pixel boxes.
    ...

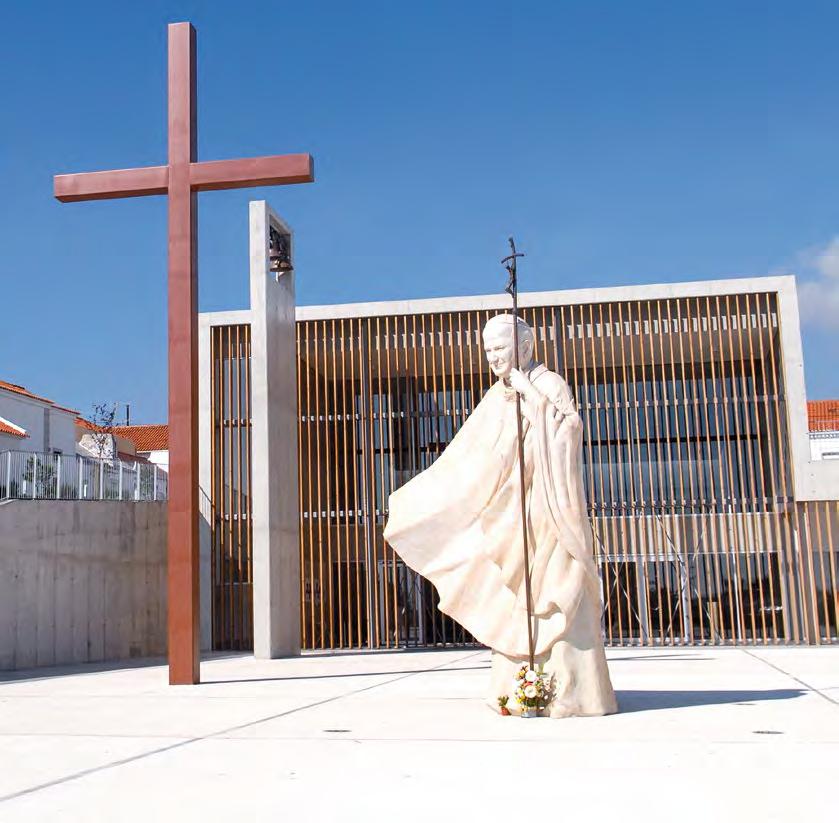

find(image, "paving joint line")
[739,648,838,707]
[0,650,484,806]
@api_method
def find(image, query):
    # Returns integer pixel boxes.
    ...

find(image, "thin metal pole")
[502,237,535,671]
[296,320,306,648]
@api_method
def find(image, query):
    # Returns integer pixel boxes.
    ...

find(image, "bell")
[269,252,293,273]
[268,227,293,273]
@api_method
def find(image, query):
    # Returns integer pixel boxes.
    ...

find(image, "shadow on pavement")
[608,654,715,662]
[616,688,804,712]
[0,656,168,683]
[205,664,491,686]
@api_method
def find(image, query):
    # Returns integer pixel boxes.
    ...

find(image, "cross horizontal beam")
[54,154,314,202]
[190,154,314,192]
[54,166,169,202]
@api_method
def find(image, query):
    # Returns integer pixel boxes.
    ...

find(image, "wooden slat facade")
[210,292,839,650]
[210,324,253,650]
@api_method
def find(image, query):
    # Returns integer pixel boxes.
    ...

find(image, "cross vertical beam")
[167,22,200,685]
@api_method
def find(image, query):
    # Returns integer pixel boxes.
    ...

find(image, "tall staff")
[502,236,536,671]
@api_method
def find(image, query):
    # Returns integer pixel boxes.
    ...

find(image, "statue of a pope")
[384,314,617,717]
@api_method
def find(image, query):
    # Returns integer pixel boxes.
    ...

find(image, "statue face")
[483,326,529,379]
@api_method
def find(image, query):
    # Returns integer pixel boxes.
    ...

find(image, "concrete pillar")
[249,201,301,658]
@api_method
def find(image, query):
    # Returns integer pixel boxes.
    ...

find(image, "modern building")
[199,203,839,656]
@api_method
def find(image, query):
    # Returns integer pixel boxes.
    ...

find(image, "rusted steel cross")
[54,22,314,685]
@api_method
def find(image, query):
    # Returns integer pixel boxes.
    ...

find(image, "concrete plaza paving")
[0,646,836,822]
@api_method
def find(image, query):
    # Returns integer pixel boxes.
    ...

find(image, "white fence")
[0,450,168,502]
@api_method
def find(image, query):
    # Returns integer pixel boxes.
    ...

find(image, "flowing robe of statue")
[384,357,617,718]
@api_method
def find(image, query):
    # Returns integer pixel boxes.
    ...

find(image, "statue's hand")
[508,368,532,397]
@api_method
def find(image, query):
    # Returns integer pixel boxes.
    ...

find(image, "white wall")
[810,433,839,461]
[0,392,77,455]
[0,500,168,670]
[0,432,26,452]
[145,450,169,471]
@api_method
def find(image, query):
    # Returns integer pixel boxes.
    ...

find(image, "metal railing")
[0,450,168,502]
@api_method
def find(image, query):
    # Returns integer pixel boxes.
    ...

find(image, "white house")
[809,399,839,461]
[0,380,78,455]
[112,424,169,472]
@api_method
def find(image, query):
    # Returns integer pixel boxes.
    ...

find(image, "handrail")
[0,450,168,502]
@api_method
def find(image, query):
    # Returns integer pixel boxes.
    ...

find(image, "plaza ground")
[0,647,836,822]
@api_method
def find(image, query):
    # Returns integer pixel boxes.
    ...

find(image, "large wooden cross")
[54,22,314,685]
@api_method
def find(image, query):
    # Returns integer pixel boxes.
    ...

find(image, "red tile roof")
[113,424,168,452]
[0,416,27,438]
[76,417,102,432]
[0,379,79,415]
[808,400,839,432]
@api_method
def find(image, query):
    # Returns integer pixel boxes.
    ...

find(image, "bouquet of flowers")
[513,664,554,716]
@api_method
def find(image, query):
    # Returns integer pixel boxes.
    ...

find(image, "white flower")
[525,670,537,682]
[524,684,537,699]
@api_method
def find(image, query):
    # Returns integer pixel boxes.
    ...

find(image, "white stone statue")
[384,314,617,718]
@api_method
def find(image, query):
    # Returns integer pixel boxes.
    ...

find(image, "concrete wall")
[0,500,167,670]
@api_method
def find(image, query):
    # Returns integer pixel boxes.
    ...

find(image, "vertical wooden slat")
[225,326,234,648]
[602,302,626,643]
[672,298,705,642]
[654,299,686,642]
[234,325,243,647]
[713,296,747,641]
[628,303,653,644]
[337,318,351,648]
[296,320,307,648]
[742,294,775,642]
[438,313,456,643]
[210,326,218,646]
[383,315,399,647]
[418,311,437,644]
[367,318,381,647]
[244,323,252,646]
[321,320,334,648]
[811,502,830,641]
[643,301,676,644]
[733,294,767,642]
[719,296,754,642]
[313,321,325,647]
[590,302,615,645]
[306,321,317,648]
[358,317,377,648]
[330,318,345,647]
[348,318,363,648]
[827,501,839,639]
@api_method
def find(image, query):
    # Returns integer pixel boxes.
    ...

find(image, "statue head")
[482,314,535,379]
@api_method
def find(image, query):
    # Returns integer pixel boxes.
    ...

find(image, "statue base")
[487,595,618,718]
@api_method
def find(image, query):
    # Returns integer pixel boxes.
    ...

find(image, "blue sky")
[1,0,838,423]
